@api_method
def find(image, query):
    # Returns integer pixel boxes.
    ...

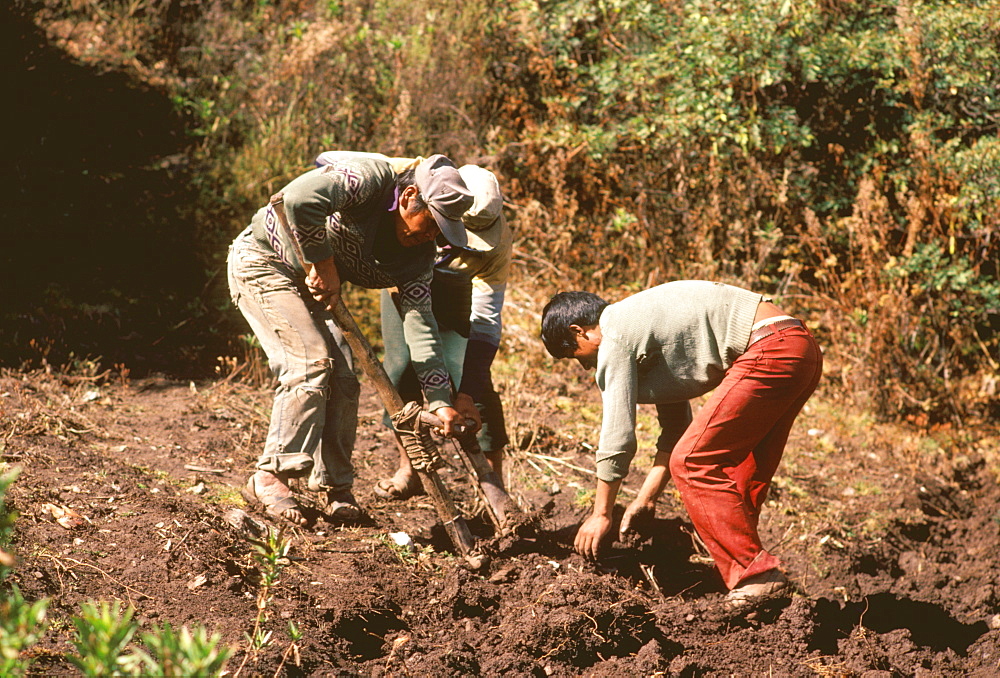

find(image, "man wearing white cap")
[314,152,513,499]
[228,153,481,526]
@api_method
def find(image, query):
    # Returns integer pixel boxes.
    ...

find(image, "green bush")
[67,601,139,677]
[22,0,1000,422]
[0,584,49,678]
[127,624,232,677]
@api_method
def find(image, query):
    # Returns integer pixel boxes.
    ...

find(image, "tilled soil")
[3,369,999,676]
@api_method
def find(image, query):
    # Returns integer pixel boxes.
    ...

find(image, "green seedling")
[129,623,232,677]
[274,620,303,675]
[245,627,273,652]
[249,527,291,605]
[233,527,291,677]
[0,584,49,678]
[573,486,596,508]
[66,600,137,677]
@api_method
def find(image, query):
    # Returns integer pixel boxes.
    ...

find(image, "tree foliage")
[18,0,1000,423]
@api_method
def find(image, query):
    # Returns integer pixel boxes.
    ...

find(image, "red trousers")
[668,324,822,589]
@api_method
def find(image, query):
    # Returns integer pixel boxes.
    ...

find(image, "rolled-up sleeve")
[594,340,639,482]
[398,273,453,411]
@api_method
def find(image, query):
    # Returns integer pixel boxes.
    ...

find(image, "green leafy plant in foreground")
[0,468,232,676]
[0,467,21,580]
[128,623,232,677]
[67,601,137,677]
[0,584,49,678]
[66,602,231,678]
[0,467,48,678]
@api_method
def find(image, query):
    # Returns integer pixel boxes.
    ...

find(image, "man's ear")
[399,185,419,212]
[568,324,585,339]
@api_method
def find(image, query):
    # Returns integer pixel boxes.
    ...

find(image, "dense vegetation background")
[4,0,998,426]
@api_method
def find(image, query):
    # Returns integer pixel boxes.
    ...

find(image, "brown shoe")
[725,569,789,609]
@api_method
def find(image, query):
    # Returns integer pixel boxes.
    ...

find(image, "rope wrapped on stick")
[391,401,444,472]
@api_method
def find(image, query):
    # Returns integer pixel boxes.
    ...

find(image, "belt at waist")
[747,318,804,348]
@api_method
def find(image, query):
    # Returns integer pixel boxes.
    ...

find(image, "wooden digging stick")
[268,192,485,568]
[454,430,520,534]
[386,293,521,535]
[418,410,519,535]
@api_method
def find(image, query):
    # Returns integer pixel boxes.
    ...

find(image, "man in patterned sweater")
[541,281,822,606]
[228,154,480,525]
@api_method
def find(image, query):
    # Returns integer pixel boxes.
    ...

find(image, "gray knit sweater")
[246,156,450,409]
[594,281,762,481]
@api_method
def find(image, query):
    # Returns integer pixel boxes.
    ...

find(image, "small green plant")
[573,486,596,508]
[66,601,137,677]
[274,621,303,675]
[202,482,245,507]
[245,626,273,653]
[378,533,436,568]
[64,599,231,677]
[0,584,49,678]
[850,481,882,497]
[0,468,48,678]
[0,467,21,579]
[128,623,232,677]
[249,527,291,610]
[233,527,291,677]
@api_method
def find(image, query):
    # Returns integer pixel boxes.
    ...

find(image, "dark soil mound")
[4,370,999,675]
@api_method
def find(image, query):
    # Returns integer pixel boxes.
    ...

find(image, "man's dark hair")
[396,167,428,212]
[541,291,609,358]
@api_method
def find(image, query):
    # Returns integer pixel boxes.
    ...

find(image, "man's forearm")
[634,447,672,505]
[458,338,498,402]
[591,478,623,517]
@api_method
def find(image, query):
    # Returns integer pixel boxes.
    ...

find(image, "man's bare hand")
[574,513,612,560]
[453,392,482,434]
[619,500,656,548]
[431,405,466,438]
[306,257,341,309]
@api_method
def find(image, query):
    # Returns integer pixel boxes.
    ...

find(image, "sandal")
[241,474,307,526]
[324,490,362,523]
[373,471,424,500]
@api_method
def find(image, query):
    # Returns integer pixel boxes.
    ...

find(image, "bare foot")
[373,468,424,500]
[242,470,306,525]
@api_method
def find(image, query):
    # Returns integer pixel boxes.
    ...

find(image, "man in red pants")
[540,281,822,606]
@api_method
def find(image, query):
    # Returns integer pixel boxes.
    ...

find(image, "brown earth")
[3,366,1000,676]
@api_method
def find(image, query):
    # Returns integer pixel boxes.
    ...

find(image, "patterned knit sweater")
[594,281,762,481]
[247,156,451,409]
[314,152,513,401]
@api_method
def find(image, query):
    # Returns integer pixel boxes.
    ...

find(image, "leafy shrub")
[127,623,232,677]
[0,584,49,678]
[21,0,1000,423]
[67,601,138,677]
